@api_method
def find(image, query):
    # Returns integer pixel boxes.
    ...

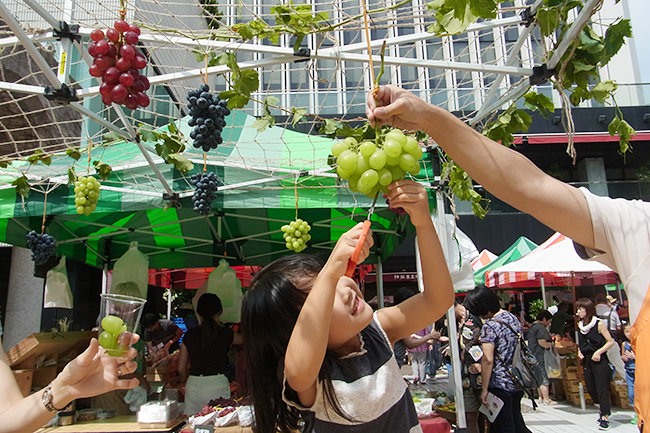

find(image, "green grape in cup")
[100,315,130,357]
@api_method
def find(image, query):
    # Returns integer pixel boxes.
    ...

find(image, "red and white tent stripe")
[471,249,498,271]
[485,232,618,288]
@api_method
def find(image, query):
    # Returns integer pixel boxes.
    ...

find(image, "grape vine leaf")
[591,80,617,104]
[603,19,633,64]
[319,119,340,136]
[608,115,635,155]
[442,161,488,219]
[537,7,560,37]
[12,174,30,198]
[66,147,81,161]
[291,108,307,127]
[27,149,51,166]
[92,161,113,181]
[103,131,121,143]
[0,160,9,169]
[221,69,259,109]
[67,167,77,186]
[523,92,554,119]
[252,96,278,132]
[166,153,194,175]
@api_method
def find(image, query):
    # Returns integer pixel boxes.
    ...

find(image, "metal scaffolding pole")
[0,0,61,89]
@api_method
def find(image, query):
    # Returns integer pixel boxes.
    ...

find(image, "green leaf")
[192,48,206,63]
[168,121,179,135]
[27,149,51,166]
[523,92,554,119]
[252,115,275,132]
[608,117,620,137]
[291,108,307,127]
[603,19,632,64]
[319,118,340,136]
[0,160,9,169]
[537,7,560,37]
[67,167,77,186]
[468,0,497,20]
[12,174,30,198]
[166,153,194,175]
[103,131,121,143]
[139,127,158,143]
[92,161,113,181]
[66,147,81,161]
[265,95,280,107]
[591,80,617,103]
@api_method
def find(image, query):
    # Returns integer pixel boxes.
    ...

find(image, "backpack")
[492,319,545,408]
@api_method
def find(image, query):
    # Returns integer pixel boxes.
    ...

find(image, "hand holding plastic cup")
[99,294,146,357]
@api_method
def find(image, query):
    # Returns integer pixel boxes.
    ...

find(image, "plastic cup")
[98,294,146,357]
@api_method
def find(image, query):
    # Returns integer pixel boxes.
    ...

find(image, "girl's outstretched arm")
[377,180,455,344]
[284,223,373,406]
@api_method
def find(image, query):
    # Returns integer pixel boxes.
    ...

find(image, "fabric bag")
[493,319,545,408]
[110,242,149,298]
[544,346,562,379]
[44,256,73,309]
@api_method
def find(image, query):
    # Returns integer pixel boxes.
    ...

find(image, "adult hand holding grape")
[366,85,433,131]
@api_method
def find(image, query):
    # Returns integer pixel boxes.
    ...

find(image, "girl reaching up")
[241,179,454,433]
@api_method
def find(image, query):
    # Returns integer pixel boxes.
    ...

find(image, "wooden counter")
[36,415,253,433]
[37,415,185,433]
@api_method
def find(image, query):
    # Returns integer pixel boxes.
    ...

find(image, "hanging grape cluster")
[26,231,57,265]
[89,20,150,110]
[74,176,101,216]
[332,129,422,198]
[190,172,218,215]
[187,84,231,152]
[281,219,312,252]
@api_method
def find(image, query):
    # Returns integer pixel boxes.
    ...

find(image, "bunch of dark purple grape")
[190,172,218,215]
[26,231,57,265]
[187,84,231,153]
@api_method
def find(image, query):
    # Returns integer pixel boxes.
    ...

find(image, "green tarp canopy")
[0,111,435,269]
[473,236,537,287]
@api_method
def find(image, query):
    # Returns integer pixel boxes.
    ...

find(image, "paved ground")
[521,399,637,433]
[402,366,638,432]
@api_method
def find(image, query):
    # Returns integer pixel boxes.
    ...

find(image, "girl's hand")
[622,354,628,362]
[625,350,635,360]
[386,180,430,227]
[591,352,601,362]
[367,85,431,131]
[326,222,373,276]
[578,351,584,360]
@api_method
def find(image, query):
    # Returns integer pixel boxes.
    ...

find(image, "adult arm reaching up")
[366,85,595,249]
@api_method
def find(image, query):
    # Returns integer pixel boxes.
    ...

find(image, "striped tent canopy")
[473,236,538,287]
[484,232,618,288]
[471,249,498,272]
[0,112,435,269]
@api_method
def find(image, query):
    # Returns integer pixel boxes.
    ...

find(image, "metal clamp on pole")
[293,47,311,63]
[44,84,78,105]
[520,7,536,27]
[53,21,81,43]
[529,64,555,86]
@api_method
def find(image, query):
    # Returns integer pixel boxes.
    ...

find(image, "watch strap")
[42,381,67,413]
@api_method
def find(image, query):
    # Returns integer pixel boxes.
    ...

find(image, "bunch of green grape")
[99,315,132,357]
[281,219,312,252]
[74,176,101,215]
[332,129,422,198]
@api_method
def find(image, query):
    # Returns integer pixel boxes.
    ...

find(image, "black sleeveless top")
[578,321,606,356]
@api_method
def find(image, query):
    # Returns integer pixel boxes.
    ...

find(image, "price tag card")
[195,425,215,433]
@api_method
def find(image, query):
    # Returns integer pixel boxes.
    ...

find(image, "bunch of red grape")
[88,20,150,110]
[217,407,236,418]
[332,129,422,199]
[196,405,217,417]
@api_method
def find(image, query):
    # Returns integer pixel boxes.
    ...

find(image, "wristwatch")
[42,381,67,413]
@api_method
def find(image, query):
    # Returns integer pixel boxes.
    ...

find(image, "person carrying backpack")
[464,286,532,433]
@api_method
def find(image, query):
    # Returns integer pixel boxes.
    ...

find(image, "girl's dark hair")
[196,293,223,349]
[576,297,597,324]
[394,287,416,305]
[463,285,501,317]
[536,310,553,322]
[242,254,348,433]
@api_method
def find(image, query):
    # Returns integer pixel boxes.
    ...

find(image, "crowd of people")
[0,82,648,433]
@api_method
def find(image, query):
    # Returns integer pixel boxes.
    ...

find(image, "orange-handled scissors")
[345,192,379,277]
